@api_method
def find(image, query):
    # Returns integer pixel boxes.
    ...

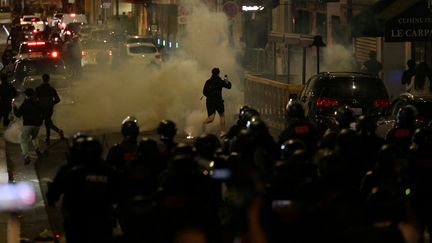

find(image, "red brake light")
[32,29,37,33]
[27,41,45,46]
[51,51,59,58]
[60,23,66,29]
[316,97,339,108]
[373,99,389,108]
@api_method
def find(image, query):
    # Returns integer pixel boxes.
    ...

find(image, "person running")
[202,67,232,136]
[35,74,64,145]
[12,88,43,164]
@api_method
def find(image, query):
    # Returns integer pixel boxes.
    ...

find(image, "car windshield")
[23,17,41,22]
[129,45,157,54]
[127,37,154,44]
[414,101,432,118]
[17,59,66,76]
[82,40,113,50]
[318,77,388,98]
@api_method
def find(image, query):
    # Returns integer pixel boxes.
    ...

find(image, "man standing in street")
[202,67,232,136]
[12,88,43,165]
[361,51,383,78]
[0,73,17,127]
[35,74,64,145]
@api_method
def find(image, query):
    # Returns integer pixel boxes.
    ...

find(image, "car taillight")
[32,29,37,33]
[315,97,339,108]
[51,51,59,58]
[373,99,389,108]
[28,41,45,46]
[155,54,161,59]
[81,51,87,56]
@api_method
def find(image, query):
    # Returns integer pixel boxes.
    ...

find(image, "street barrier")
[244,73,303,132]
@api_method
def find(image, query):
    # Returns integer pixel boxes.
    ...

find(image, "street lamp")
[310,35,326,73]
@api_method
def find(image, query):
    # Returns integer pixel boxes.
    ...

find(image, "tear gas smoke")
[321,44,357,72]
[53,0,243,138]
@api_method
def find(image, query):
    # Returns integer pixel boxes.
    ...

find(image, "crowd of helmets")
[45,102,432,243]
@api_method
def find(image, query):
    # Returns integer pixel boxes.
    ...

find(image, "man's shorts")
[206,100,224,116]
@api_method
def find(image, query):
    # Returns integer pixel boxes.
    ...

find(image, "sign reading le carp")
[385,0,432,42]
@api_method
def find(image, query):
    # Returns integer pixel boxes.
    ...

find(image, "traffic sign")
[223,1,240,18]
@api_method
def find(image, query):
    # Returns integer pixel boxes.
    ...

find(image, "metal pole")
[286,44,290,83]
[302,46,306,85]
[273,41,277,81]
[316,46,320,73]
[116,0,119,19]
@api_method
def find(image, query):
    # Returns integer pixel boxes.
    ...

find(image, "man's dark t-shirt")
[203,75,232,102]
[363,59,382,77]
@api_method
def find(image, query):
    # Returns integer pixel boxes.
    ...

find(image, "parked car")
[376,93,432,138]
[298,72,390,132]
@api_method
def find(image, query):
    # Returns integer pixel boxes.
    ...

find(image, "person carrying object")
[12,88,43,165]
[202,67,232,137]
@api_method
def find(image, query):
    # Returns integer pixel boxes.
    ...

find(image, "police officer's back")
[106,116,140,172]
[385,105,418,154]
[46,137,119,243]
[278,100,318,154]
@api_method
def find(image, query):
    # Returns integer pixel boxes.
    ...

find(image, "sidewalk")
[0,137,10,243]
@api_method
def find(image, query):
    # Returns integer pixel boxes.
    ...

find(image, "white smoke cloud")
[54,0,243,138]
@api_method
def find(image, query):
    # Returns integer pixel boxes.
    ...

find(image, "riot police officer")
[46,136,119,243]
[278,100,318,154]
[385,105,418,154]
[106,116,140,172]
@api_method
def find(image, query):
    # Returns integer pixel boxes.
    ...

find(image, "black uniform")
[203,75,231,116]
[106,138,138,172]
[35,83,62,142]
[0,81,17,126]
[46,158,119,243]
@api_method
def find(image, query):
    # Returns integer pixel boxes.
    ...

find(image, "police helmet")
[78,136,103,160]
[239,108,260,128]
[137,137,160,161]
[285,100,305,119]
[356,115,377,134]
[396,105,418,128]
[157,120,177,141]
[411,128,432,149]
[121,116,140,138]
[194,133,221,159]
[335,106,355,128]
[246,115,268,136]
[280,139,306,160]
